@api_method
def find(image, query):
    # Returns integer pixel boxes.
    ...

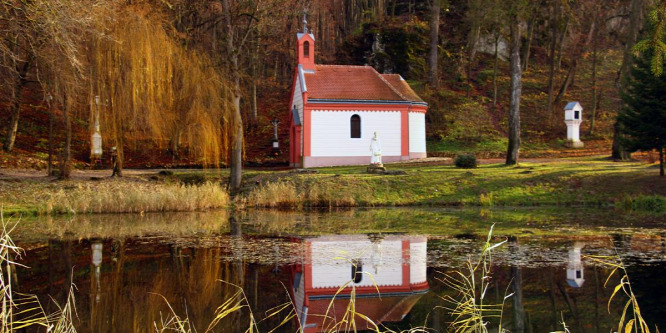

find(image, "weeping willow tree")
[89,11,236,176]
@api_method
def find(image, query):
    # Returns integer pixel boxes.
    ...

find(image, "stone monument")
[367,131,386,173]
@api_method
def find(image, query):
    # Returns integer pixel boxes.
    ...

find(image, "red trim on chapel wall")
[304,241,312,306]
[303,92,311,157]
[408,105,428,113]
[401,240,410,287]
[401,110,409,157]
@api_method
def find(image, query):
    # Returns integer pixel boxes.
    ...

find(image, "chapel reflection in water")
[14,226,666,332]
[290,234,429,332]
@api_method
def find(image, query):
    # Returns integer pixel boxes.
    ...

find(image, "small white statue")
[370,131,382,165]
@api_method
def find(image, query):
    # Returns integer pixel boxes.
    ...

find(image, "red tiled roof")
[303,294,424,332]
[303,65,423,103]
[381,74,425,102]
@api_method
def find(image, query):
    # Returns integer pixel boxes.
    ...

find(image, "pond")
[8,208,666,332]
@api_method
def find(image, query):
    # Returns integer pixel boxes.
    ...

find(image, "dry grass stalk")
[585,249,655,333]
[1,213,78,332]
[247,181,302,208]
[44,182,229,214]
[153,281,295,333]
[45,284,78,333]
[437,224,508,333]
[1,215,47,332]
[247,180,368,208]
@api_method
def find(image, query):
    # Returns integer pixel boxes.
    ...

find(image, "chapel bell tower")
[297,12,315,71]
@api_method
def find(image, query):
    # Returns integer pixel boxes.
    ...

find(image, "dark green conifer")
[619,49,666,176]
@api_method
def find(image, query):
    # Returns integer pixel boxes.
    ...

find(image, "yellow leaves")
[90,11,235,168]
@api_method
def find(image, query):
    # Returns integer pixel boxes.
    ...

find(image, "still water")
[10,208,666,332]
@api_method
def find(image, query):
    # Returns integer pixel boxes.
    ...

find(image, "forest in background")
[0,0,656,177]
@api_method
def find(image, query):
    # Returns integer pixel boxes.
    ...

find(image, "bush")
[454,154,477,168]
[631,195,666,212]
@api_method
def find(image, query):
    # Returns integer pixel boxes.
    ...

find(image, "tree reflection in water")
[12,227,666,332]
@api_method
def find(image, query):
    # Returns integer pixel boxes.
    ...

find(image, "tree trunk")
[556,17,570,71]
[506,18,522,165]
[229,103,243,192]
[555,19,596,105]
[546,0,558,121]
[114,111,124,177]
[521,1,540,71]
[492,32,499,109]
[589,33,598,135]
[48,97,55,176]
[169,128,181,160]
[250,28,260,125]
[4,92,22,152]
[428,0,440,89]
[466,0,482,97]
[510,237,525,333]
[611,121,630,160]
[3,64,29,152]
[223,0,244,193]
[59,94,72,179]
[554,60,576,105]
[613,0,644,160]
[659,147,664,177]
[618,0,645,86]
[250,71,257,125]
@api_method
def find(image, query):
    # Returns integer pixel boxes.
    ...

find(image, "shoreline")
[2,156,665,216]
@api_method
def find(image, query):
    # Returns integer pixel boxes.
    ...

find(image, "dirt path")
[0,156,611,182]
[0,168,161,182]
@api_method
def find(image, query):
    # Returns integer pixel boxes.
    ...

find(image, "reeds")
[1,213,76,332]
[0,216,44,332]
[44,181,229,214]
[585,251,654,333]
[245,180,365,208]
[437,224,508,333]
[246,180,302,209]
[154,282,296,333]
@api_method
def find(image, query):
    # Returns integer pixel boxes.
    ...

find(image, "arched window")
[303,41,310,58]
[350,114,361,138]
[351,259,363,283]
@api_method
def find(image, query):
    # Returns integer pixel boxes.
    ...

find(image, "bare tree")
[0,0,96,180]
[554,9,598,106]
[506,3,524,165]
[545,0,559,120]
[221,0,261,192]
[521,0,541,71]
[613,0,645,160]
[0,1,36,152]
[428,0,441,89]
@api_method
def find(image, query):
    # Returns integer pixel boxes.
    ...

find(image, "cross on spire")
[302,9,308,34]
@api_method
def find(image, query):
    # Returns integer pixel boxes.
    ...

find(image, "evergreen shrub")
[454,154,477,168]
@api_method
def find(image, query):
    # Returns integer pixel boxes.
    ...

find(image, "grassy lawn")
[243,157,666,208]
[1,157,664,215]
